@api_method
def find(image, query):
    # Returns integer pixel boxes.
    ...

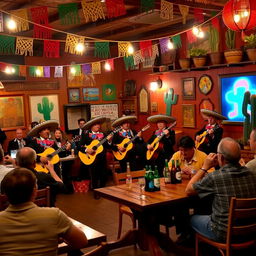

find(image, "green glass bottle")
[175,160,182,184]
[163,159,171,184]
[153,165,160,191]
[147,165,155,192]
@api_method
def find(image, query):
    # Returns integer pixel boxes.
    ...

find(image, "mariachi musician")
[79,116,113,194]
[195,109,227,155]
[112,115,146,173]
[146,114,176,176]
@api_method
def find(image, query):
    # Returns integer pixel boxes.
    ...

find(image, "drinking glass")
[138,178,146,199]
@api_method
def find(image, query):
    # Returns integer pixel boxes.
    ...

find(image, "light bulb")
[234,14,240,23]
[7,19,17,30]
[198,31,205,38]
[104,62,111,71]
[167,41,174,49]
[5,67,12,74]
[75,43,85,53]
[192,26,199,36]
[70,67,76,75]
[242,10,249,17]
[150,82,158,91]
[128,45,134,55]
[35,69,41,76]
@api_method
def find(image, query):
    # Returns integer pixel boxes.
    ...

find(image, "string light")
[75,43,85,53]
[198,31,205,38]
[192,26,199,36]
[6,19,17,30]
[127,44,134,55]
[104,62,111,71]
[5,66,15,74]
[167,41,174,49]
[70,67,76,75]
[35,68,42,76]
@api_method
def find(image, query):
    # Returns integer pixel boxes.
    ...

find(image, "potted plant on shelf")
[189,47,207,67]
[224,29,243,64]
[209,25,222,65]
[244,33,256,61]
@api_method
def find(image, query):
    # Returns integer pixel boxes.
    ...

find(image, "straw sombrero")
[147,114,176,124]
[112,115,137,128]
[82,116,107,130]
[27,120,59,137]
[200,109,227,120]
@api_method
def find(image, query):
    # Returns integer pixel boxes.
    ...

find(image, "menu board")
[90,104,119,120]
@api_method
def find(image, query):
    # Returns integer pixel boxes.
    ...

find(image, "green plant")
[189,47,207,57]
[244,34,256,49]
[225,29,236,50]
[209,26,219,52]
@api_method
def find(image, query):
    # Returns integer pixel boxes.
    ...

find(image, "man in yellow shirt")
[169,136,208,177]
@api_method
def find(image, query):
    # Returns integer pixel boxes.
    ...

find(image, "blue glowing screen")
[220,74,256,122]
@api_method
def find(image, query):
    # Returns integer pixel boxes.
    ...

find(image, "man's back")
[0,202,72,256]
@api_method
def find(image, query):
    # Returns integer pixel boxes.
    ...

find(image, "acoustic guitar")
[195,125,220,149]
[35,135,80,173]
[113,124,150,161]
[146,121,177,161]
[79,127,121,165]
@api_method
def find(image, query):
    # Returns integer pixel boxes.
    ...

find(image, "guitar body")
[113,138,133,161]
[79,140,103,165]
[37,147,60,165]
[146,137,161,160]
[35,163,49,173]
[195,131,208,149]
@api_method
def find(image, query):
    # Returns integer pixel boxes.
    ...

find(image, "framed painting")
[182,78,195,100]
[138,86,150,114]
[199,98,214,113]
[29,94,60,123]
[182,104,195,128]
[102,84,116,101]
[0,96,25,130]
[198,74,213,95]
[82,88,99,101]
[68,88,80,103]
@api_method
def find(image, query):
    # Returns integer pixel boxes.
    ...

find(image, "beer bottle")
[126,162,132,188]
[170,159,176,184]
[147,165,155,192]
[163,159,171,184]
[153,165,160,191]
[144,165,149,191]
[175,160,182,183]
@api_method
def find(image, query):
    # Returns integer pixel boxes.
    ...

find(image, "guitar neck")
[155,122,176,143]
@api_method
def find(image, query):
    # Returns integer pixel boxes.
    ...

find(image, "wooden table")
[95,179,193,256]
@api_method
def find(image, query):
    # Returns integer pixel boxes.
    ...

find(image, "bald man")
[186,137,256,242]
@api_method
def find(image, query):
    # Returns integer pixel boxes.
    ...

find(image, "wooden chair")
[113,170,145,239]
[0,186,50,210]
[195,197,256,256]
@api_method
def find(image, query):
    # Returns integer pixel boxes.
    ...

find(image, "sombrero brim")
[82,116,107,130]
[147,115,176,123]
[200,109,227,120]
[27,120,59,137]
[112,116,137,127]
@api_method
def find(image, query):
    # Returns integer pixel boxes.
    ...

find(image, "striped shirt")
[193,163,256,241]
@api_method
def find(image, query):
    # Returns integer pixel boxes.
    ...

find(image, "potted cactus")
[209,25,222,65]
[244,33,256,61]
[224,29,243,63]
[189,47,207,67]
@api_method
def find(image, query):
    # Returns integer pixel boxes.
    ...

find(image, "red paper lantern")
[222,0,256,33]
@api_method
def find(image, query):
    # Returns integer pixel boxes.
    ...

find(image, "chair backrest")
[227,197,256,245]
[113,170,145,185]
[0,186,50,210]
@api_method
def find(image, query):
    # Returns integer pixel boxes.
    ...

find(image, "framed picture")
[198,75,212,95]
[29,94,60,123]
[182,78,195,100]
[68,88,80,103]
[82,88,99,101]
[102,84,116,101]
[182,104,195,128]
[199,98,214,113]
[0,96,25,130]
[138,86,150,114]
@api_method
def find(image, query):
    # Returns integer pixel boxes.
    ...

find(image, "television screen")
[220,73,256,122]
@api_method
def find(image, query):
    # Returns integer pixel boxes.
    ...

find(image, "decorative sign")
[138,86,149,114]
[198,75,212,95]
[90,104,119,120]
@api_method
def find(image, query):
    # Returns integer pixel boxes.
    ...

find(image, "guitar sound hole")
[92,146,97,151]
[124,144,128,148]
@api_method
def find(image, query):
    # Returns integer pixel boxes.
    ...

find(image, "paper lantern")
[222,0,256,35]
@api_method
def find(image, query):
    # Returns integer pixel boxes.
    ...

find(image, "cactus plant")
[242,91,251,144]
[37,97,54,120]
[164,88,178,116]
[209,26,219,52]
[250,95,256,130]
[225,29,236,50]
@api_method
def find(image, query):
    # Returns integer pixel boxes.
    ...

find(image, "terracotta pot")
[246,48,256,61]
[192,56,206,67]
[209,52,223,65]
[179,58,190,69]
[224,49,243,64]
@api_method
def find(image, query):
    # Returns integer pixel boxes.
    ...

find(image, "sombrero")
[200,109,227,120]
[27,120,59,137]
[82,116,107,130]
[147,114,176,124]
[112,115,137,128]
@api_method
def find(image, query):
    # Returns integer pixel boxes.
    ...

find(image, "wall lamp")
[150,78,162,91]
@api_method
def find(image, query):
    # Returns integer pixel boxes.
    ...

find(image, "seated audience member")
[169,136,208,177]
[7,128,27,155]
[0,146,14,188]
[245,128,256,172]
[0,128,6,146]
[0,168,87,255]
[186,137,256,242]
[16,147,66,206]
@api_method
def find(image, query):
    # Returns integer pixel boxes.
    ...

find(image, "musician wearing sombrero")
[112,116,146,173]
[147,114,176,176]
[79,116,113,195]
[195,109,227,155]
